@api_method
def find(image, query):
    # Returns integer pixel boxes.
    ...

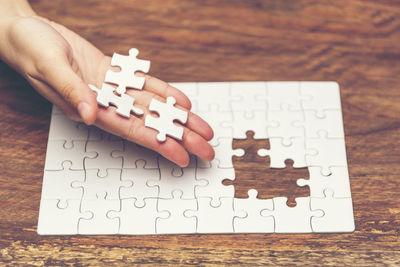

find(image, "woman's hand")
[0,13,215,167]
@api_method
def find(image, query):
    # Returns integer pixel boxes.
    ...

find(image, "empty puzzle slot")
[222,130,310,207]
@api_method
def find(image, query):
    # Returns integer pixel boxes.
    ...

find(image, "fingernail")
[77,101,91,123]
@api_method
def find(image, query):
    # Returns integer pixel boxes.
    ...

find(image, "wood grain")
[1,0,399,265]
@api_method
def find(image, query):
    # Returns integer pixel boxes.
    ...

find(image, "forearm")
[0,0,36,18]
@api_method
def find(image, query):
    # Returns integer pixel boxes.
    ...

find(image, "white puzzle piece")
[148,166,206,199]
[184,197,237,233]
[41,161,84,208]
[79,192,120,235]
[297,166,351,198]
[37,199,91,235]
[266,82,306,110]
[119,161,160,207]
[300,81,341,117]
[48,113,88,148]
[84,140,124,177]
[267,104,305,146]
[195,166,236,207]
[145,96,188,142]
[294,110,344,138]
[202,138,244,168]
[230,82,268,117]
[72,169,131,201]
[108,198,169,235]
[310,189,355,232]
[197,82,231,111]
[261,197,324,233]
[39,81,354,235]
[257,137,307,168]
[89,83,144,118]
[305,131,347,175]
[233,189,274,233]
[156,190,197,234]
[222,110,277,139]
[104,48,150,94]
[45,140,96,170]
[111,141,158,169]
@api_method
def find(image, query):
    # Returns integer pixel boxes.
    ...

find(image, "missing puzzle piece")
[145,96,188,142]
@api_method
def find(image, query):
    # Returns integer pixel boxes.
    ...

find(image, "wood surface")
[1,0,399,265]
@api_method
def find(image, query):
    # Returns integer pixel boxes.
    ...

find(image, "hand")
[0,15,215,166]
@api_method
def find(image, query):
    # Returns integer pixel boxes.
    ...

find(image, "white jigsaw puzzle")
[39,81,354,235]
[145,96,188,142]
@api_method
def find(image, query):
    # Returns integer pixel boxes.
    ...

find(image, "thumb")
[38,56,98,125]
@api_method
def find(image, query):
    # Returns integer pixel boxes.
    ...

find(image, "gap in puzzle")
[38,81,355,235]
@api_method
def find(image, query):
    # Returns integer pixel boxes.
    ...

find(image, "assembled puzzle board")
[38,81,355,235]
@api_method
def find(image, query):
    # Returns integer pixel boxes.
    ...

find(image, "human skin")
[0,0,215,167]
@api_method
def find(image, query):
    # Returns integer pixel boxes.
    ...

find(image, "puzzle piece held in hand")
[145,96,188,142]
[89,83,143,118]
[105,48,150,94]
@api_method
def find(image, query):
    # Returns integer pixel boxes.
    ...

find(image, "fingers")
[138,73,192,110]
[180,127,215,162]
[95,106,191,167]
[36,55,98,125]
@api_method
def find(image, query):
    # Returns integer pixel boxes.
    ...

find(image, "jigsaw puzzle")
[38,82,355,235]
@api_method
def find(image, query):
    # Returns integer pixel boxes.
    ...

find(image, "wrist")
[0,0,36,18]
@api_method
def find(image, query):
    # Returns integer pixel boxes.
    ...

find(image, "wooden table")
[1,0,399,265]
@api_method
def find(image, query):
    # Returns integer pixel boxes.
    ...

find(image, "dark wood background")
[1,0,399,265]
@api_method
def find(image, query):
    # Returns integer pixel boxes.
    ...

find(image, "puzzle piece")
[261,197,324,233]
[41,161,84,208]
[145,96,188,142]
[45,140,96,170]
[222,110,277,139]
[184,197,238,233]
[300,81,341,117]
[268,104,305,146]
[156,190,197,234]
[104,48,150,94]
[305,131,347,175]
[297,166,351,198]
[108,198,169,235]
[230,82,268,117]
[266,82,306,110]
[111,141,158,169]
[197,82,231,111]
[233,189,274,233]
[311,189,355,232]
[37,199,91,235]
[48,113,88,148]
[257,137,307,168]
[195,164,236,207]
[72,169,131,201]
[84,140,123,177]
[198,138,244,168]
[120,160,160,207]
[293,110,344,138]
[148,164,206,199]
[89,83,144,118]
[79,192,120,234]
